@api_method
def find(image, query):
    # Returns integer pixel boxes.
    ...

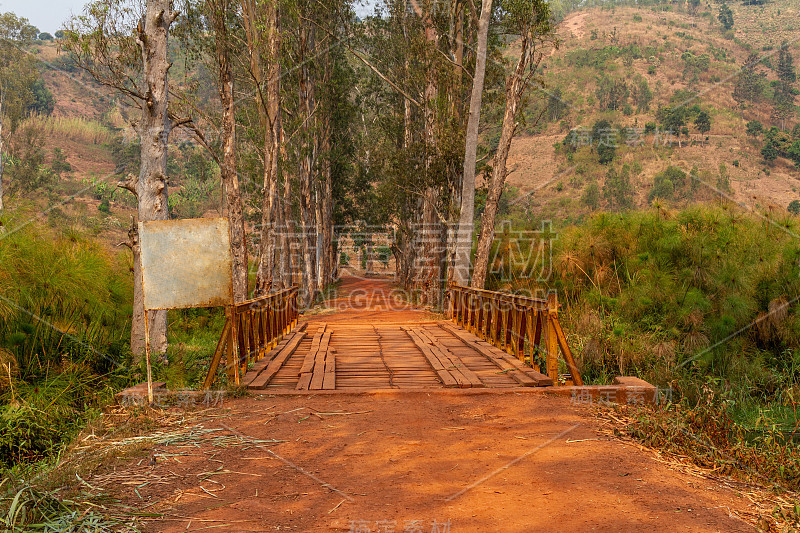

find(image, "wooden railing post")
[227,306,240,385]
[544,292,559,382]
[444,283,581,386]
[203,286,302,389]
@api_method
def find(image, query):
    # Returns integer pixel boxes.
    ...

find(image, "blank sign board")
[139,218,233,310]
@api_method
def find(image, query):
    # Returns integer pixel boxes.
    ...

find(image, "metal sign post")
[139,217,234,404]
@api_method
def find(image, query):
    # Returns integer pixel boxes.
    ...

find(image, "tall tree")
[471,0,557,289]
[209,0,248,301]
[773,43,797,130]
[242,0,284,295]
[0,12,40,210]
[453,0,493,286]
[65,0,178,358]
[733,52,766,105]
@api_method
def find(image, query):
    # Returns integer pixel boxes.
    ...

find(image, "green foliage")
[694,110,711,134]
[656,104,687,134]
[788,200,800,215]
[0,483,132,531]
[0,216,132,468]
[595,74,629,111]
[649,166,688,202]
[50,148,71,176]
[734,53,767,104]
[506,208,800,459]
[746,120,763,137]
[26,80,54,116]
[772,43,797,125]
[581,181,600,210]
[375,245,391,268]
[681,51,710,81]
[622,386,800,492]
[6,124,56,195]
[762,127,796,163]
[718,3,734,30]
[602,165,633,210]
[631,76,653,112]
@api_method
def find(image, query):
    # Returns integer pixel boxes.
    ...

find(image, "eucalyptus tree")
[240,0,285,294]
[0,12,40,211]
[453,0,493,285]
[65,0,179,357]
[471,0,558,289]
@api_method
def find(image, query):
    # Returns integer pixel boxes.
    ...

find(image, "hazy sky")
[0,0,377,34]
[0,0,85,33]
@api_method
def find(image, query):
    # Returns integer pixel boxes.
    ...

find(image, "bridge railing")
[203,286,299,390]
[447,284,582,386]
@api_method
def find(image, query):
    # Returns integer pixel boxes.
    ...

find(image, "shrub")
[0,217,132,468]
[746,120,763,137]
[649,166,687,202]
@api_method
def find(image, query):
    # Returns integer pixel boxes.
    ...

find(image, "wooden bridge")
[203,276,583,392]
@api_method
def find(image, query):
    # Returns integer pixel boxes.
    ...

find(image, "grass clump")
[0,212,134,469]
[495,204,800,490]
[23,115,113,145]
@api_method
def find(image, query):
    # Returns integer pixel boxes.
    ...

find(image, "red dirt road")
[102,392,754,532]
[95,278,758,531]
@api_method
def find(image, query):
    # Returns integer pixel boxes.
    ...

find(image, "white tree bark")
[471,34,530,289]
[130,0,177,358]
[453,0,493,285]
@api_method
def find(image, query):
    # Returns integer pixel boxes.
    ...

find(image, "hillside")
[9,41,221,250]
[504,0,800,220]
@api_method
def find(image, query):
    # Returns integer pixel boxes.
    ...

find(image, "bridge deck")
[245,320,552,391]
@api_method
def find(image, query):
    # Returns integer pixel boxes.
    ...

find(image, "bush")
[0,216,132,468]
[602,165,633,210]
[582,182,600,210]
[788,200,800,215]
[649,166,687,202]
[746,120,763,137]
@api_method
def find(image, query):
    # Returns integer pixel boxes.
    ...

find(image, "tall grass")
[0,210,133,469]
[22,115,113,145]
[496,203,800,488]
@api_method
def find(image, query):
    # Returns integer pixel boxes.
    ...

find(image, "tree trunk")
[298,21,318,307]
[453,0,492,286]
[213,0,248,302]
[282,168,293,288]
[471,34,529,289]
[320,54,333,288]
[417,0,442,305]
[130,0,177,359]
[243,0,283,296]
[323,151,333,284]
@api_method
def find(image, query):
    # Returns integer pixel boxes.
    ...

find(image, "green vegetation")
[495,205,800,489]
[0,214,133,469]
[718,3,734,31]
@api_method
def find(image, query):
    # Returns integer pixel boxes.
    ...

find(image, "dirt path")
[304,275,437,324]
[100,394,755,532]
[94,278,757,531]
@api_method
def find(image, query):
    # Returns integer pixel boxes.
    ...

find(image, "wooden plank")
[246,329,308,389]
[299,324,326,375]
[416,328,483,388]
[310,331,332,390]
[295,373,312,390]
[439,322,553,386]
[404,328,458,387]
